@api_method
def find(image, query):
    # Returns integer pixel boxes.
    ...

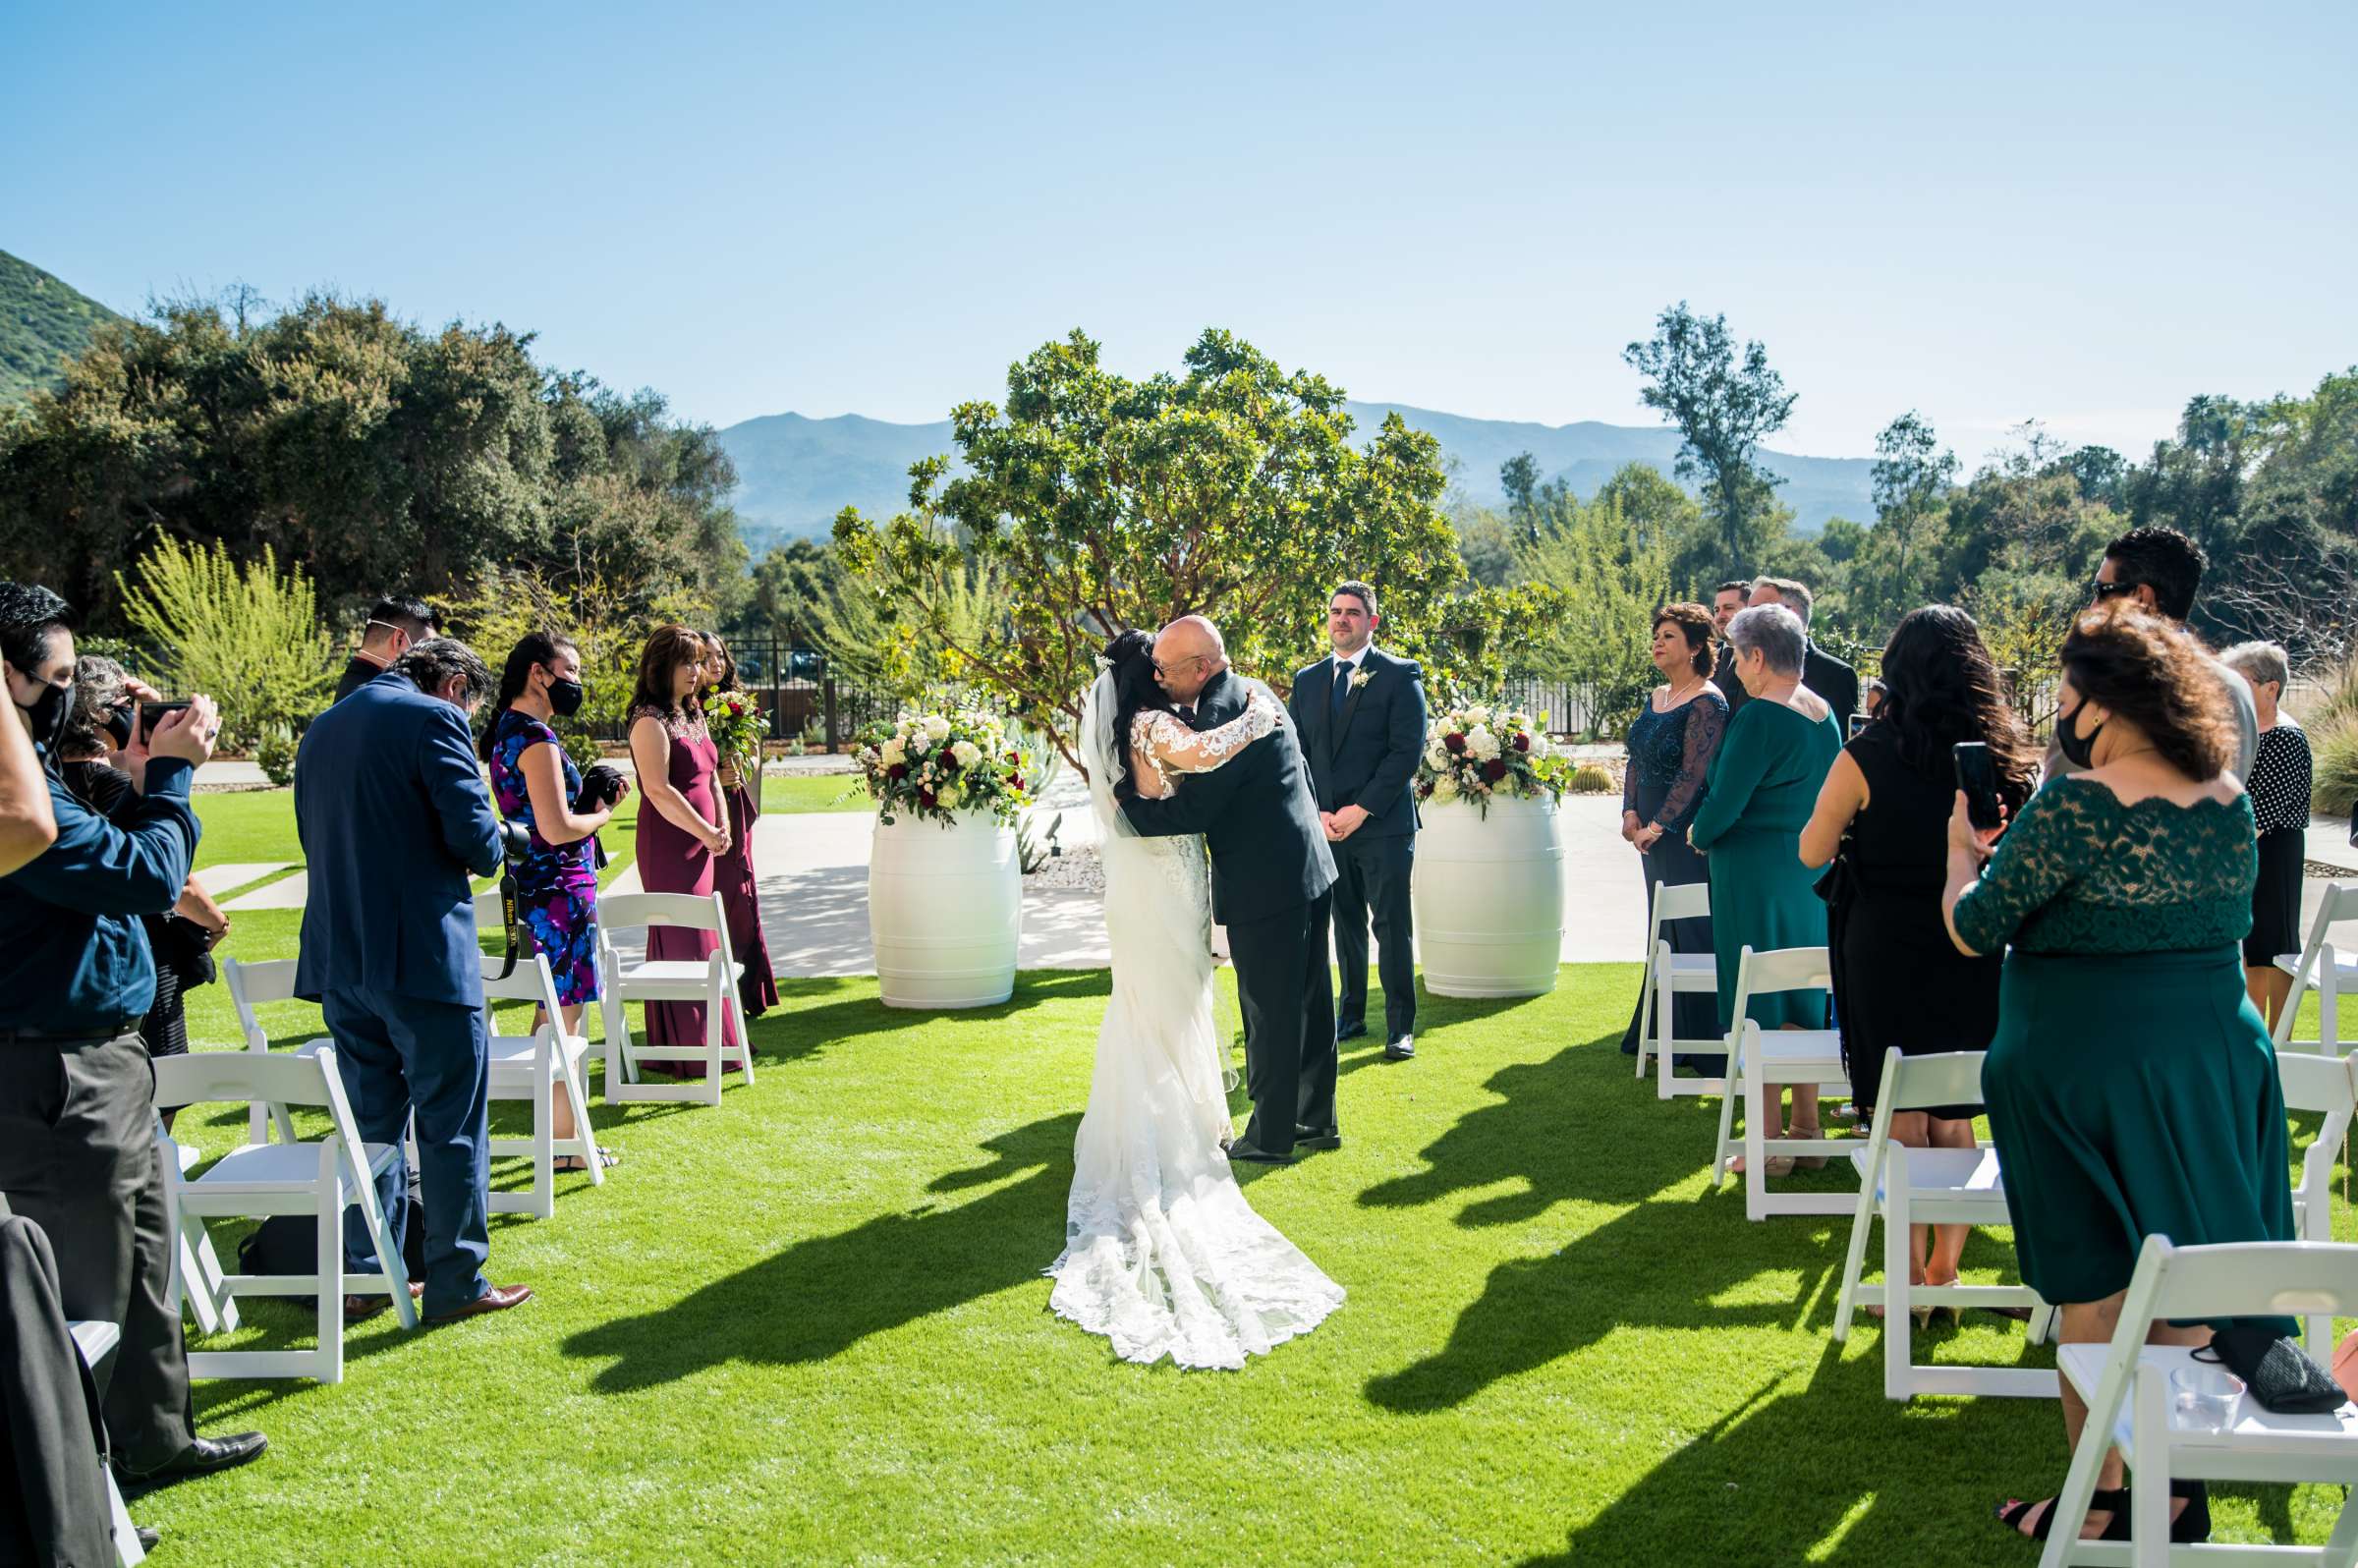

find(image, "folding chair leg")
[315,1182,344,1385]
[105,1462,144,1564]
[728,987,754,1086]
[1743,1044,1768,1222]
[704,1003,725,1108]
[1882,1162,1913,1399]
[1711,1042,1740,1191]
[2129,1369,2169,1568]
[2321,1486,2358,1568]
[561,1050,602,1190]
[1635,951,1657,1082]
[533,1055,556,1220]
[1831,1175,1880,1346]
[2026,1302,2056,1347]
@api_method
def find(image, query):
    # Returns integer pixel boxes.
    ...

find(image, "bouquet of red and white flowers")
[1415,702,1567,815]
[703,685,768,782]
[855,708,1031,826]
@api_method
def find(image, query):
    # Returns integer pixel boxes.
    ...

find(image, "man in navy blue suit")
[294,638,533,1322]
[1289,582,1428,1061]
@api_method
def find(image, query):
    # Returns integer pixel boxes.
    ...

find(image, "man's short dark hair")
[0,582,73,675]
[366,595,439,642]
[393,638,493,703]
[1332,581,1378,619]
[2104,527,2206,622]
[1714,581,1750,600]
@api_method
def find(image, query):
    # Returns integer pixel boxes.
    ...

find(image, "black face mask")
[546,677,586,718]
[2055,698,2105,769]
[17,678,75,755]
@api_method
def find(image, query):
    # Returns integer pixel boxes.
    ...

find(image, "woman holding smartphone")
[1801,607,2034,1310]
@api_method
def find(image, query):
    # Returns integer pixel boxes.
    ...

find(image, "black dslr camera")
[574,762,627,814]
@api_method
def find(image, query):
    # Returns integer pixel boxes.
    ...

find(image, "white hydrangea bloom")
[938,782,964,810]
[878,737,906,766]
[949,740,982,770]
[1466,726,1501,761]
[1467,705,1491,726]
[923,714,953,743]
[1528,733,1551,759]
[1432,774,1459,802]
[1425,744,1449,770]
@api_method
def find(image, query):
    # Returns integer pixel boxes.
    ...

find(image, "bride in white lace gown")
[1047,635,1345,1370]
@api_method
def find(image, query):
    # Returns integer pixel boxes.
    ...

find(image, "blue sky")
[6,1,2352,469]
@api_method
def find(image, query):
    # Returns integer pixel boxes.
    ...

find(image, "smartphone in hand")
[138,700,193,741]
[1953,741,2003,832]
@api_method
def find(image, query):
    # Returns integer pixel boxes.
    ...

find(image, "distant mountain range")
[714,402,1878,551]
[0,249,122,404]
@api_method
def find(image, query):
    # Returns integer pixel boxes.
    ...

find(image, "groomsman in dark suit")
[1289,582,1428,1061]
[1747,577,1859,730]
[1710,581,1752,721]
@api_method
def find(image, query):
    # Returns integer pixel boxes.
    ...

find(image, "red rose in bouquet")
[887,763,909,782]
[1443,733,1469,755]
[1483,757,1509,782]
[919,789,937,810]
[1513,733,1531,753]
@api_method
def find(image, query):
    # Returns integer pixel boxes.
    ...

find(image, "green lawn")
[147,801,2356,1564]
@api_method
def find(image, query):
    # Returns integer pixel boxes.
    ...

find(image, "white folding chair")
[0,1193,144,1564]
[1633,882,1724,1098]
[221,957,327,1147]
[1709,945,1852,1220]
[2041,1237,2358,1568]
[2274,881,2358,1055]
[595,891,754,1107]
[2275,1048,2358,1356]
[478,947,604,1218]
[162,1128,237,1335]
[155,1048,419,1383]
[1830,1047,2055,1398]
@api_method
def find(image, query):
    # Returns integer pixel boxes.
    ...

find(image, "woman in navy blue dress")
[1621,603,1728,1056]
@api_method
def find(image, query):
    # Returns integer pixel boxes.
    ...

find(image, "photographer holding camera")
[0,583,267,1529]
[294,636,534,1323]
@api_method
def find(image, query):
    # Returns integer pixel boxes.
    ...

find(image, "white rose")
[878,738,906,766]
[1432,775,1459,802]
[923,714,953,743]
[1466,727,1501,761]
[1468,705,1491,726]
[950,740,982,769]
[1425,744,1449,770]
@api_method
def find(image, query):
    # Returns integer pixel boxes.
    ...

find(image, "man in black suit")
[1710,580,1753,720]
[1290,581,1427,1061]
[331,594,439,704]
[1122,616,1338,1162]
[1748,577,1858,731]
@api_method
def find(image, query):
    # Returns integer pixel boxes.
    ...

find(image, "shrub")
[2314,718,2358,815]
[254,723,299,788]
[115,537,336,751]
[1568,762,1617,794]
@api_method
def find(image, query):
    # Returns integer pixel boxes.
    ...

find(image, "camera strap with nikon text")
[494,867,525,981]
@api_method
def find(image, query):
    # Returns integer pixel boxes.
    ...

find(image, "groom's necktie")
[1330,659,1353,721]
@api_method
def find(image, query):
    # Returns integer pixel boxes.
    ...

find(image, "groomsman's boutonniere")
[1349,668,1374,691]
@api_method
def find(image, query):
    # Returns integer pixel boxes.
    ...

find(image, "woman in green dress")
[1689,602,1843,1174]
[1944,601,2293,1547]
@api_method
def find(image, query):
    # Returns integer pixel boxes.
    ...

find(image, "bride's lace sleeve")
[1137,686,1282,775]
[1951,784,2081,955]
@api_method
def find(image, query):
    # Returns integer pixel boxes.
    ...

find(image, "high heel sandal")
[1996,1488,2131,1541]
[1920,1268,1961,1327]
[1867,1266,1926,1321]
[1787,1119,1826,1171]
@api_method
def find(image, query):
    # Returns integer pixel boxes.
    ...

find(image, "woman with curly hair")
[1801,605,2034,1303]
[1619,602,1728,1059]
[1944,601,2293,1545]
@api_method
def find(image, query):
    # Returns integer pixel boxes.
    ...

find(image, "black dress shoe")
[1336,1023,1369,1041]
[1293,1124,1342,1150]
[121,1430,268,1493]
[1225,1141,1296,1165]
[1383,1035,1416,1061]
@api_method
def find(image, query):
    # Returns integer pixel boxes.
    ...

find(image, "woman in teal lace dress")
[1944,601,2292,1546]
[1689,602,1842,1172]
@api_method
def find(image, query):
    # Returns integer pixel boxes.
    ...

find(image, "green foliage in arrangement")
[115,535,336,750]
[837,328,1544,766]
[0,291,746,634]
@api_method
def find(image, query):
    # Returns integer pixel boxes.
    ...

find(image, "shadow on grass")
[1361,1032,1842,1414]
[559,1111,1080,1391]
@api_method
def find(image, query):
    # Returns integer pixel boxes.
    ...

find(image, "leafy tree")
[1622,303,1798,574]
[1512,493,1672,735]
[837,329,1503,768]
[1868,411,1958,604]
[114,535,335,748]
[1451,507,1518,588]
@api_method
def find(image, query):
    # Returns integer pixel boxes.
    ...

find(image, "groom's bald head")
[1152,615,1226,703]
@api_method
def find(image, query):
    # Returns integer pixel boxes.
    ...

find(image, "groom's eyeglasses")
[1151,654,1209,678]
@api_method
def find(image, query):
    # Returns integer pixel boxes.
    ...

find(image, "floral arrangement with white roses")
[854,708,1032,826]
[1414,702,1568,814]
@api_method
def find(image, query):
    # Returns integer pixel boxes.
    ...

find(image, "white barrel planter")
[1412,793,1564,998]
[869,810,1021,1008]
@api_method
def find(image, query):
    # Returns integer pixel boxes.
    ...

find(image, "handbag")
[2194,1323,2348,1414]
[152,912,217,990]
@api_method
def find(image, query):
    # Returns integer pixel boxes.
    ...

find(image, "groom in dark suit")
[1290,581,1427,1061]
[1121,616,1338,1163]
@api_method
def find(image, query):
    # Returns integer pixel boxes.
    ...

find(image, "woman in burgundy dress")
[628,625,739,1068]
[701,633,779,1019]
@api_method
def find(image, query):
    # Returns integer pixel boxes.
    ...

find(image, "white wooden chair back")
[223,956,309,1145]
[1727,944,1832,1010]
[1654,881,1710,924]
[598,891,726,933]
[2274,880,2358,1051]
[1635,880,1714,1092]
[2041,1237,2358,1566]
[2275,1047,2358,1352]
[595,888,750,1107]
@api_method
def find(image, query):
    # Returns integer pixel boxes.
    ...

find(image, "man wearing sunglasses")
[332,594,440,705]
[2049,527,2258,781]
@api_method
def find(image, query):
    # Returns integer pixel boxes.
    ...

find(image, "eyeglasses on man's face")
[1151,653,1208,678]
[2091,579,2137,601]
